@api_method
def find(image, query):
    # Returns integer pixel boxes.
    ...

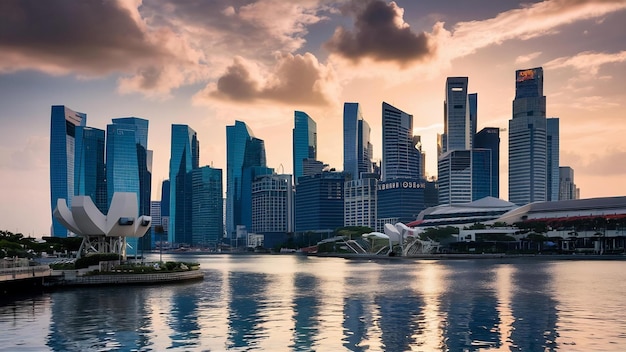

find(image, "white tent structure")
[53,192,151,260]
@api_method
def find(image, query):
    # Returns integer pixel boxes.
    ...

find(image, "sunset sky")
[1,0,625,237]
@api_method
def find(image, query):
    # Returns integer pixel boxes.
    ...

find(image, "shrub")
[75,253,121,269]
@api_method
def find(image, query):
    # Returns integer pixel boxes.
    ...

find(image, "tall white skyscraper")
[547,118,560,201]
[381,102,421,181]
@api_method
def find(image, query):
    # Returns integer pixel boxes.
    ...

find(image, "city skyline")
[1,0,625,236]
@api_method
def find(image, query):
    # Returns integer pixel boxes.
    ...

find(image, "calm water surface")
[1,254,625,351]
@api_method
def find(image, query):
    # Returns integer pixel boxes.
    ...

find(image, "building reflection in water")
[166,282,202,349]
[509,262,558,351]
[47,286,152,351]
[226,271,269,349]
[290,273,321,350]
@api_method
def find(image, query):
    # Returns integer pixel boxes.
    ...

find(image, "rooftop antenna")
[278,163,284,174]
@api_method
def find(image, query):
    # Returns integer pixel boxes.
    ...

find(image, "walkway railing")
[0,265,51,282]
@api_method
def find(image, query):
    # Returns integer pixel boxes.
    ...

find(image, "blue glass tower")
[471,149,492,201]
[191,166,223,248]
[343,103,373,180]
[293,111,317,184]
[443,77,470,152]
[50,105,86,237]
[295,172,346,232]
[475,127,500,198]
[75,126,106,213]
[226,121,266,238]
[169,125,199,246]
[106,117,152,255]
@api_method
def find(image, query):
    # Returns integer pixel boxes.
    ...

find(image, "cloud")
[440,0,626,60]
[545,50,626,75]
[515,52,542,64]
[195,53,338,106]
[325,0,434,66]
[0,0,168,75]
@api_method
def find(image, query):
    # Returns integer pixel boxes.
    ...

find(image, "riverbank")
[311,252,626,261]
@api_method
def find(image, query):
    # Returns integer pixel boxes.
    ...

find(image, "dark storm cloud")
[0,0,167,74]
[325,0,434,65]
[207,53,335,106]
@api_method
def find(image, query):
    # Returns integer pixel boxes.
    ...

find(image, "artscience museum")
[53,192,151,259]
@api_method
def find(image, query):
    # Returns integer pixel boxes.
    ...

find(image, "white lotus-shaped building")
[53,192,151,259]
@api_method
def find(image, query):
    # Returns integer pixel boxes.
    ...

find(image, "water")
[1,254,626,351]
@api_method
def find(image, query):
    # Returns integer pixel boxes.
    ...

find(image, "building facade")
[474,127,500,198]
[106,117,152,254]
[251,173,294,234]
[226,121,267,239]
[559,166,579,200]
[293,111,317,184]
[294,172,346,233]
[547,117,560,201]
[509,67,547,205]
[50,105,86,237]
[443,77,470,152]
[191,166,223,249]
[438,150,472,205]
[75,126,106,213]
[381,102,421,182]
[169,124,199,245]
[343,103,373,180]
[344,176,378,229]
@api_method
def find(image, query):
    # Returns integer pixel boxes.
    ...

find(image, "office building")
[381,102,421,181]
[438,150,472,204]
[226,121,267,239]
[169,124,199,245]
[443,77,470,153]
[295,171,346,233]
[474,127,500,198]
[547,118,560,201]
[559,167,579,200]
[191,166,223,248]
[241,165,274,231]
[106,117,152,254]
[343,103,373,180]
[471,149,492,201]
[50,105,86,237]
[344,176,378,229]
[150,200,162,248]
[251,173,294,248]
[75,126,106,213]
[293,111,317,184]
[509,67,547,205]
[377,179,428,231]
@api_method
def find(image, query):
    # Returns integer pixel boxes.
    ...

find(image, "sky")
[1,0,625,237]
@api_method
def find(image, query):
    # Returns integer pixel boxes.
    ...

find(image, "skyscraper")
[251,173,294,237]
[226,121,266,238]
[169,124,199,245]
[438,150,472,204]
[474,127,500,198]
[191,166,223,248]
[343,103,373,180]
[509,67,547,205]
[106,117,152,254]
[50,105,86,237]
[295,171,346,233]
[559,166,579,200]
[381,102,421,181]
[75,126,106,213]
[443,77,470,153]
[293,111,317,184]
[547,118,560,201]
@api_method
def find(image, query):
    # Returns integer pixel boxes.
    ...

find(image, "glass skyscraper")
[475,127,500,198]
[75,126,106,213]
[169,125,199,246]
[509,67,547,205]
[293,111,317,184]
[50,105,86,237]
[438,150,472,204]
[106,117,152,254]
[294,172,346,233]
[226,121,266,238]
[381,102,421,181]
[191,166,223,248]
[343,103,373,180]
[443,77,470,153]
[547,118,560,201]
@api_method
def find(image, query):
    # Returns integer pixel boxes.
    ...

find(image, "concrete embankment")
[46,269,205,287]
